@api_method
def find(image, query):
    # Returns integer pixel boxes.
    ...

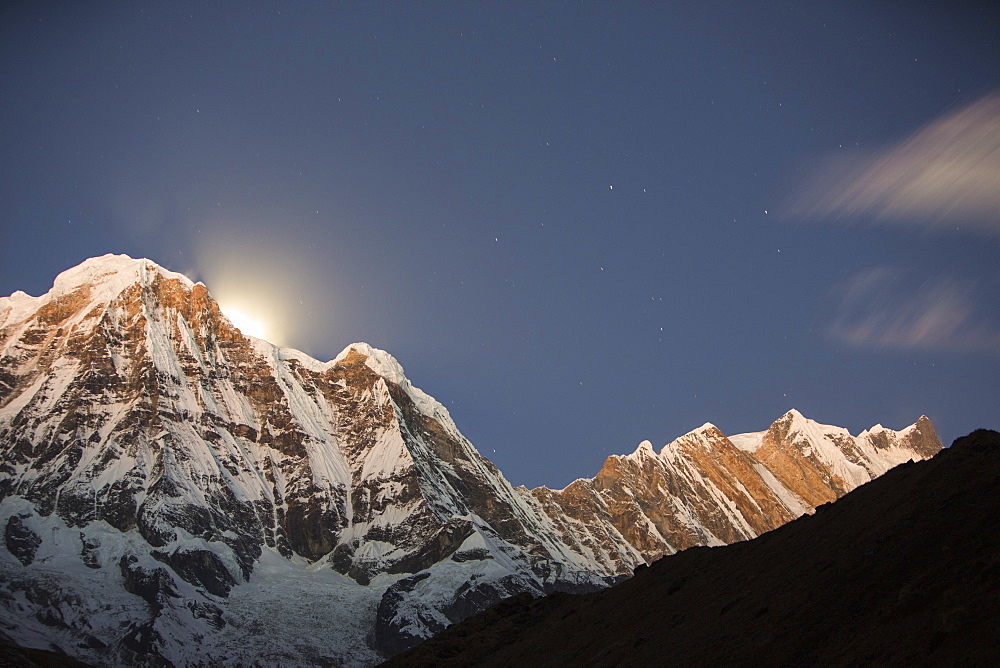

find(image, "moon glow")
[221,306,267,340]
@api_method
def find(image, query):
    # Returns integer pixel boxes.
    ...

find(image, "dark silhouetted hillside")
[389,429,1000,666]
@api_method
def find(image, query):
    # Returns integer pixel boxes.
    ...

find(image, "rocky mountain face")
[0,255,942,665]
[524,411,941,573]
[390,429,1000,667]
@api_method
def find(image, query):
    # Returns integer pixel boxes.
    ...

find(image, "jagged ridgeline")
[0,255,942,665]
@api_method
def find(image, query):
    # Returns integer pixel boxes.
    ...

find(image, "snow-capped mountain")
[0,255,941,664]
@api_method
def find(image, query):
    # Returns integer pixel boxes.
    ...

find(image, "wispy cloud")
[785,93,1000,235]
[829,268,1000,355]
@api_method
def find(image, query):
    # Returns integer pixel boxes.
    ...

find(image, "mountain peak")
[678,422,723,440]
[334,342,407,384]
[332,341,461,439]
[623,439,655,461]
[772,409,824,435]
[51,253,194,295]
[1,253,213,352]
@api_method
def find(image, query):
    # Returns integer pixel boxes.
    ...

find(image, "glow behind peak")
[221,306,267,340]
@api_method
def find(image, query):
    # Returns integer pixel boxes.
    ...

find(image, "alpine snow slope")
[0,255,942,664]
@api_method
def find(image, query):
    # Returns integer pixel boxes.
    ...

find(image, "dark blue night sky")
[2,1,998,488]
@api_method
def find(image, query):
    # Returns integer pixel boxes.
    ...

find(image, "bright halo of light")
[221,307,267,340]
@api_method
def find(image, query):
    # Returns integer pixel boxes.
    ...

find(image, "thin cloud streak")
[786,93,1000,235]
[829,268,1000,355]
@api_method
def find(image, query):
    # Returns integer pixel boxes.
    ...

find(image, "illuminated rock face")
[0,255,941,665]
[525,413,942,574]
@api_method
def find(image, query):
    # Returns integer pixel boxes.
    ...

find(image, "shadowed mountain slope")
[389,429,1000,666]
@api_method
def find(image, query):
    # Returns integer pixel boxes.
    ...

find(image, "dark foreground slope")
[389,429,1000,666]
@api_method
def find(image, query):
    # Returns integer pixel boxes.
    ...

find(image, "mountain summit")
[0,255,941,664]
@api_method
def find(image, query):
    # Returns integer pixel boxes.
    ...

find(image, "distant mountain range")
[0,255,941,664]
[391,428,1000,666]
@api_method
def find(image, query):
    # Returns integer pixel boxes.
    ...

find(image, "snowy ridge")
[0,255,943,665]
[50,253,196,295]
[525,412,941,571]
[1,254,192,328]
